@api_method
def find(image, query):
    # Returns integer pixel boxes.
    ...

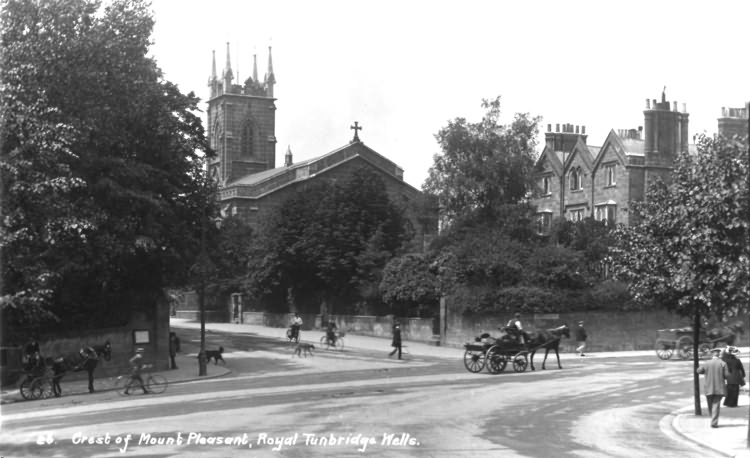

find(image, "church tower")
[206,44,277,184]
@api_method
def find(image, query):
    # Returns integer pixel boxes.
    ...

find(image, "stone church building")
[532,92,748,231]
[205,44,437,250]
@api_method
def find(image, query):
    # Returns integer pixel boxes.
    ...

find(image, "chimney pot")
[682,103,686,113]
[547,124,552,132]
[556,123,560,133]
[582,125,586,134]
[646,99,651,109]
[672,101,677,112]
[575,125,580,134]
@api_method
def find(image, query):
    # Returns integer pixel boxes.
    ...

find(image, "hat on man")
[728,346,741,356]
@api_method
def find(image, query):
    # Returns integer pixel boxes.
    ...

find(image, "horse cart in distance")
[463,334,528,374]
[655,322,744,360]
[655,327,704,360]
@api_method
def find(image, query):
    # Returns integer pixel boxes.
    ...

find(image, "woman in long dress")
[723,346,745,407]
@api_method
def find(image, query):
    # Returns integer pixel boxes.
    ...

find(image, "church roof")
[220,141,416,200]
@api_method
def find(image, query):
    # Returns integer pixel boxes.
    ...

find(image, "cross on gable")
[350,121,362,143]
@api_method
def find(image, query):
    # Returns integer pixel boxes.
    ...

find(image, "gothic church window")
[542,175,551,195]
[241,120,254,156]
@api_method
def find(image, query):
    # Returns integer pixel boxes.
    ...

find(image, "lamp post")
[195,185,222,376]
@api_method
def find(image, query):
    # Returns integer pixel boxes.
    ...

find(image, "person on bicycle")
[326,320,338,345]
[290,313,303,341]
[125,348,148,395]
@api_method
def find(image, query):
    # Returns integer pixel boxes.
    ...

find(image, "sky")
[149,0,750,190]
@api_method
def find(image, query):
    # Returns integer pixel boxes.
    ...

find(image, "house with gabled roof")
[532,91,692,230]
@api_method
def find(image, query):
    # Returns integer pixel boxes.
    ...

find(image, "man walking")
[389,320,402,360]
[575,321,588,356]
[696,348,728,428]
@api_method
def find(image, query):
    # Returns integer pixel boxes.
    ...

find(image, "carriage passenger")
[506,313,525,345]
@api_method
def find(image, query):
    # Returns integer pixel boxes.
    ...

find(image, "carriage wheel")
[512,354,528,373]
[19,377,34,400]
[677,336,693,360]
[655,340,673,360]
[463,349,486,373]
[31,377,54,399]
[486,346,507,374]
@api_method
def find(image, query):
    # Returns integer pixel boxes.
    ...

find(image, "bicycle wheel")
[146,374,168,394]
[335,337,344,351]
[320,335,330,349]
[115,375,137,396]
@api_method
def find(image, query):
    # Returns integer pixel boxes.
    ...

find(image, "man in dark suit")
[697,348,728,427]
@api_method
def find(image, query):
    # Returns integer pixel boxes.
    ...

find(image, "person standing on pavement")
[389,320,402,360]
[722,346,744,407]
[169,332,180,370]
[575,321,588,357]
[696,348,728,427]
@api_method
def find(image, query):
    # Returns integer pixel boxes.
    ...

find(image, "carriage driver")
[506,312,526,345]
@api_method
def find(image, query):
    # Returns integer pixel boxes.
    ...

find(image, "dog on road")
[293,343,315,358]
[204,346,225,364]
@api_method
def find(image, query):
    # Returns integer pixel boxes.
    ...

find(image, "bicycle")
[115,365,168,395]
[286,325,301,344]
[320,330,345,351]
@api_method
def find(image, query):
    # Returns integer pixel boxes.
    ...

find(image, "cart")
[655,327,712,360]
[463,334,528,373]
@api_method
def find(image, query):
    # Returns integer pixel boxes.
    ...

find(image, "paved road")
[0,326,720,457]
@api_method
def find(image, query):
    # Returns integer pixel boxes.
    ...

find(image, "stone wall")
[240,312,436,342]
[446,310,748,352]
[1,303,170,387]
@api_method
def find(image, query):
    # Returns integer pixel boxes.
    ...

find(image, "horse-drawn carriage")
[655,321,744,360]
[463,334,528,374]
[463,324,570,374]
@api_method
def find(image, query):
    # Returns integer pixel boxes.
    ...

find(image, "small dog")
[204,346,225,364]
[293,343,315,358]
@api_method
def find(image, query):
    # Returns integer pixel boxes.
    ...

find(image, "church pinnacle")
[224,42,233,90]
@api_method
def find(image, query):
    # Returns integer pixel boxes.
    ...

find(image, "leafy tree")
[380,253,441,316]
[611,135,749,414]
[0,0,210,334]
[248,168,410,315]
[424,96,540,225]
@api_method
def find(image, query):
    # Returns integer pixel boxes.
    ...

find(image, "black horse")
[706,321,744,348]
[58,341,112,393]
[527,324,570,371]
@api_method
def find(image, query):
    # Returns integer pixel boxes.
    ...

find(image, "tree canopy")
[611,135,749,321]
[423,96,540,225]
[0,0,210,333]
[247,168,410,315]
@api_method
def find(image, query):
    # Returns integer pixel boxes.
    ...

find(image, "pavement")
[3,317,750,457]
